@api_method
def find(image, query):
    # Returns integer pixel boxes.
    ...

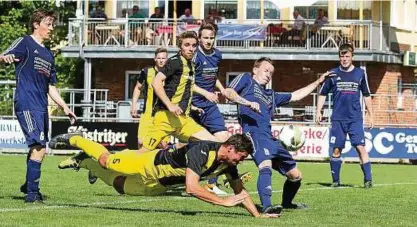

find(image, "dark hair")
[30,9,56,32]
[224,134,254,155]
[253,57,275,68]
[154,7,160,10]
[155,47,168,56]
[339,43,354,56]
[178,31,198,47]
[198,21,218,37]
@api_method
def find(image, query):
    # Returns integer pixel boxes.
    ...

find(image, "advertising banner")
[341,128,417,159]
[51,121,138,150]
[0,120,27,149]
[177,24,266,40]
[225,123,329,158]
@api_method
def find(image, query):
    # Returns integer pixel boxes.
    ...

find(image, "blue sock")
[208,176,218,185]
[360,162,372,182]
[282,179,301,206]
[26,159,42,195]
[257,167,272,211]
[330,157,342,183]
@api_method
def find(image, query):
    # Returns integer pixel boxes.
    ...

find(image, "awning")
[269,0,319,8]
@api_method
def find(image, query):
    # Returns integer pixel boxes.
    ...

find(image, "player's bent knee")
[29,145,46,162]
[332,148,342,158]
[98,153,109,168]
[287,168,303,182]
[258,160,272,169]
[113,176,127,195]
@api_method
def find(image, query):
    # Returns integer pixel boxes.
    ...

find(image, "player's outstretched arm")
[215,79,226,95]
[152,72,183,116]
[185,168,247,207]
[290,71,335,102]
[0,54,20,64]
[193,84,219,103]
[224,88,260,112]
[49,85,77,124]
[228,178,279,218]
[316,95,327,124]
[131,81,142,118]
[364,96,374,128]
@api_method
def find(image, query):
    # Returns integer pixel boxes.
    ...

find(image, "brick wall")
[91,59,416,126]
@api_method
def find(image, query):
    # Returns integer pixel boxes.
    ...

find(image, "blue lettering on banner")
[339,128,417,159]
[0,120,27,149]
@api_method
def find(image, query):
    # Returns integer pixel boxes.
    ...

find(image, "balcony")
[62,18,401,63]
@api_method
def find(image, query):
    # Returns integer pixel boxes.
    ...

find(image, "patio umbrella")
[269,0,319,8]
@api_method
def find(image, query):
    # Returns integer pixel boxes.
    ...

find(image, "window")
[124,71,141,100]
[117,0,149,18]
[204,0,238,19]
[336,0,371,20]
[246,0,281,19]
[226,72,245,87]
[294,0,328,19]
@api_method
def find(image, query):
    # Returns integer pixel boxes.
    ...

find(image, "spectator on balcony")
[90,5,107,19]
[312,9,329,32]
[150,7,164,22]
[278,10,305,46]
[206,8,223,24]
[129,5,145,19]
[179,8,195,24]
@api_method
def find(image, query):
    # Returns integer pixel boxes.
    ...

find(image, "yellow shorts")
[138,113,170,145]
[107,149,166,196]
[142,110,204,150]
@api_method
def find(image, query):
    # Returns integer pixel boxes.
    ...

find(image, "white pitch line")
[0,182,416,213]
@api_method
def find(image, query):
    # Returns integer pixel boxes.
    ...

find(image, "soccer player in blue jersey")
[316,43,374,188]
[224,57,334,213]
[191,22,232,195]
[0,9,76,203]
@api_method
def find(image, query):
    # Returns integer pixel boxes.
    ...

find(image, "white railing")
[67,18,388,50]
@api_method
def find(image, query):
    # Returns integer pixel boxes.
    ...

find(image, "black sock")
[282,179,301,206]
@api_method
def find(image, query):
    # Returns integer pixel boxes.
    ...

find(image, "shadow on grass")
[305,182,356,188]
[53,202,249,217]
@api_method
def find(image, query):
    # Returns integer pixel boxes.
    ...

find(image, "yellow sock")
[69,135,108,160]
[80,159,119,186]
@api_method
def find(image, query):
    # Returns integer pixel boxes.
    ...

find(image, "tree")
[0,0,82,115]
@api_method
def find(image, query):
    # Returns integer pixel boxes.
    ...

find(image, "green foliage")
[0,0,80,115]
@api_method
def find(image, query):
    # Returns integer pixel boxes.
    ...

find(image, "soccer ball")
[279,125,306,152]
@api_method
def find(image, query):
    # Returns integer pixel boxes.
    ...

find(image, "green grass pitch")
[0,155,416,226]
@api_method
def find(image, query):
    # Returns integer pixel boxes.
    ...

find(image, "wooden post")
[84,0,89,46]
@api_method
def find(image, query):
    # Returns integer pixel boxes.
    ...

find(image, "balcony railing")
[67,18,391,51]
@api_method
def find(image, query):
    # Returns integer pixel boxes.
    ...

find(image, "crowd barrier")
[1,120,416,161]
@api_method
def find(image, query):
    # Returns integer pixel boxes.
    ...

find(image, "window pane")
[246,0,281,19]
[204,0,238,19]
[127,73,140,100]
[337,0,371,20]
[117,0,149,18]
[294,0,328,19]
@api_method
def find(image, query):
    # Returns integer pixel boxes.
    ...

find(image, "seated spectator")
[312,9,329,32]
[279,10,305,46]
[206,8,223,24]
[130,5,145,19]
[90,5,107,19]
[150,7,164,21]
[179,8,195,23]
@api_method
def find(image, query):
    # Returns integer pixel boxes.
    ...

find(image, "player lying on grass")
[50,133,279,218]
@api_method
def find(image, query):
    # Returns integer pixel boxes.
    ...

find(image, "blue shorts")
[330,120,365,149]
[249,132,297,176]
[16,110,49,147]
[190,104,226,134]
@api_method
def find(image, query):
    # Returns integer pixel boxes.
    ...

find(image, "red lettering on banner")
[299,143,322,154]
[303,128,324,139]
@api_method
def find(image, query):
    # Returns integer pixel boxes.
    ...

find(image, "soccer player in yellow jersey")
[130,47,169,148]
[138,31,220,153]
[51,133,279,218]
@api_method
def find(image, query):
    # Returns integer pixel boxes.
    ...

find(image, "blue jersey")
[192,46,222,107]
[3,35,57,112]
[319,66,370,121]
[228,73,292,135]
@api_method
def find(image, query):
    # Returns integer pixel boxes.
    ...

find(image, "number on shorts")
[112,159,121,164]
[40,132,44,141]
[148,138,157,147]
